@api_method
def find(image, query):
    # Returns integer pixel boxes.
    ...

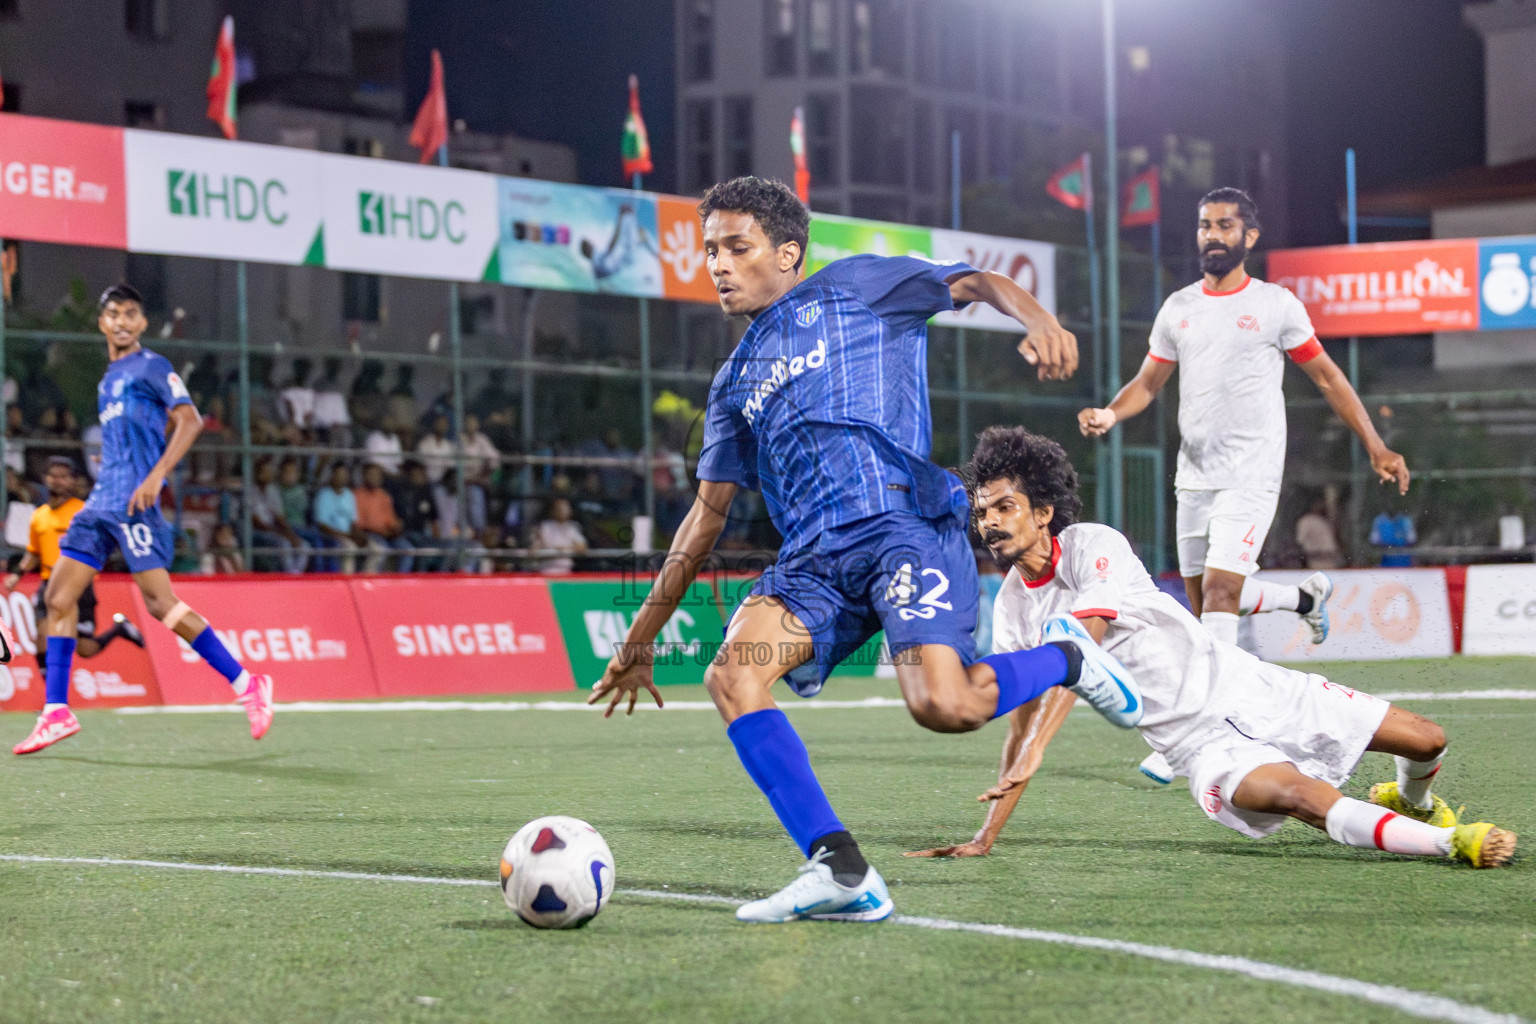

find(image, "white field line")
[105,689,1536,716]
[0,855,1524,1024]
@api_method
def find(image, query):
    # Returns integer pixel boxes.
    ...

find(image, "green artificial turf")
[1,658,1532,1023]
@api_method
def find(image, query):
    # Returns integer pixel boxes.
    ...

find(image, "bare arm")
[588,479,737,717]
[4,552,40,590]
[128,403,203,514]
[948,271,1078,381]
[1298,351,1410,495]
[1078,356,1176,437]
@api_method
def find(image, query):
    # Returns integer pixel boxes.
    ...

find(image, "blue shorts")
[736,509,979,698]
[60,503,176,574]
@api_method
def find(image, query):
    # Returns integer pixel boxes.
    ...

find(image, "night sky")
[405,0,1485,246]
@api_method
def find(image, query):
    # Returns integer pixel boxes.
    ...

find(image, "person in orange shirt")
[4,458,146,669]
[353,463,414,572]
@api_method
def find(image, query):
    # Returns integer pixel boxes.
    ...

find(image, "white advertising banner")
[1462,565,1536,655]
[124,130,324,264]
[1249,569,1453,662]
[319,153,499,282]
[930,228,1056,329]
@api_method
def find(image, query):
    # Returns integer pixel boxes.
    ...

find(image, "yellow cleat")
[1449,823,1517,868]
[1369,781,1459,827]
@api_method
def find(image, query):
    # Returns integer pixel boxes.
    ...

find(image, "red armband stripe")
[1287,337,1324,364]
[1147,354,1176,365]
[1073,608,1119,621]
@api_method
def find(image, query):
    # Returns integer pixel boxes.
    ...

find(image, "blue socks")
[190,626,245,686]
[727,708,845,857]
[44,636,76,705]
[981,644,1073,719]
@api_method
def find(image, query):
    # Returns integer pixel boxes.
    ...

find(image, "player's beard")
[983,529,1015,570]
[1199,239,1249,278]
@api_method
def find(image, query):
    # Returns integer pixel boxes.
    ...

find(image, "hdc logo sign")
[357,191,466,242]
[167,169,288,224]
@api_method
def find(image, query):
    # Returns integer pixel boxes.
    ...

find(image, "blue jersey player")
[12,284,275,755]
[590,177,1143,923]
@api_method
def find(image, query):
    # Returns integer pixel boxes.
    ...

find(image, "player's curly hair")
[964,426,1082,536]
[1198,187,1262,233]
[697,176,809,271]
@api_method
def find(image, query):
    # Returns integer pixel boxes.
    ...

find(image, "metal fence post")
[237,260,253,569]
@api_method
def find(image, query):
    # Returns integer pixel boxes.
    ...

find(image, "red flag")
[206,16,237,140]
[790,106,809,204]
[622,75,653,179]
[1121,166,1160,228]
[410,49,449,164]
[1046,153,1091,211]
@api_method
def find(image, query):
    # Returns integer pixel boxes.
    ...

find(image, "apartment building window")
[685,100,716,192]
[124,101,165,128]
[912,100,934,192]
[0,0,19,19]
[342,273,381,323]
[685,0,714,82]
[808,0,836,76]
[912,3,938,85]
[125,0,171,40]
[939,3,978,92]
[764,0,797,77]
[723,97,753,178]
[850,86,906,187]
[805,94,838,185]
[0,83,18,112]
[344,136,386,159]
[352,29,403,91]
[850,0,905,78]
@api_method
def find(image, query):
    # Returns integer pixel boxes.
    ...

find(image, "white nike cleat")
[1041,614,1143,728]
[735,849,894,924]
[1298,572,1333,645]
[1138,749,1176,785]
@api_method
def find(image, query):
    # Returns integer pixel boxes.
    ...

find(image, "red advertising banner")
[1267,239,1479,337]
[347,577,575,695]
[136,578,378,705]
[0,113,127,248]
[0,578,160,712]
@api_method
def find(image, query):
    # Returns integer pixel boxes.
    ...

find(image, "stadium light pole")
[440,144,469,563]
[237,260,253,568]
[1102,0,1124,531]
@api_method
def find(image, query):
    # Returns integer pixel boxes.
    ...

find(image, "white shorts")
[1175,488,1279,578]
[1178,663,1391,839]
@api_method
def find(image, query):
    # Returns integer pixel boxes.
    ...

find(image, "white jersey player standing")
[1079,188,1410,784]
[908,427,1513,870]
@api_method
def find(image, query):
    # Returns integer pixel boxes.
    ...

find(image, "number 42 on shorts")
[885,563,954,620]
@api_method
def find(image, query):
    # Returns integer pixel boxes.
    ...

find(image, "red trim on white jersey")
[1024,537,1062,589]
[1147,353,1176,365]
[1201,275,1251,297]
[1073,608,1119,621]
[1287,337,1325,363]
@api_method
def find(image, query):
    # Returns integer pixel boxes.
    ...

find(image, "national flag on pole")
[206,16,237,139]
[410,49,449,164]
[1121,166,1160,228]
[1046,153,1092,211]
[622,74,653,179]
[790,106,809,204]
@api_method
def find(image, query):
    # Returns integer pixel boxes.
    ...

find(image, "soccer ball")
[499,815,615,929]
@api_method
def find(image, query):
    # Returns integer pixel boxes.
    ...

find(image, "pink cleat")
[0,615,14,663]
[14,707,81,755]
[239,674,274,740]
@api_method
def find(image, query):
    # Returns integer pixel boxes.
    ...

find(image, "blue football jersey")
[89,348,193,512]
[696,253,978,553]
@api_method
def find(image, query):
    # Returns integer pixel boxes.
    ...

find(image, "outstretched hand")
[1371,447,1411,495]
[1077,406,1117,437]
[586,645,664,718]
[1017,321,1078,381]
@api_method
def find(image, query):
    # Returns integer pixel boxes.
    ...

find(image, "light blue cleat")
[1138,749,1176,785]
[735,849,894,923]
[1299,572,1333,645]
[1041,613,1144,728]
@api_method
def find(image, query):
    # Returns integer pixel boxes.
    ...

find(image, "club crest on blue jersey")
[793,301,822,328]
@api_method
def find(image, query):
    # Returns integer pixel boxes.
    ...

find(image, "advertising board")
[0,112,126,249]
[0,579,159,712]
[1268,240,1480,336]
[1248,569,1454,662]
[548,579,723,687]
[930,227,1057,326]
[1462,565,1536,656]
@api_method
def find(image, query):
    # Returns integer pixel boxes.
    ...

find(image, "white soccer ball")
[499,815,615,929]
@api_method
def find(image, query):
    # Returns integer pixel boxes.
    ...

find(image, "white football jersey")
[1148,276,1322,492]
[993,522,1283,762]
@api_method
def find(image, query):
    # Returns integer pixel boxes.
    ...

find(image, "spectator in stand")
[313,462,361,573]
[461,413,500,527]
[185,353,222,408]
[250,458,310,573]
[312,356,352,446]
[417,413,455,483]
[534,497,586,575]
[209,523,245,574]
[393,460,441,572]
[4,405,25,478]
[280,357,317,430]
[581,426,638,506]
[1370,506,1418,568]
[365,418,405,476]
[386,364,418,432]
[349,359,387,432]
[1296,499,1344,570]
[354,463,413,572]
[278,458,327,556]
[434,469,468,569]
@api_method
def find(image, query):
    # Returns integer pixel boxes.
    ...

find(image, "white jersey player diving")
[1079,187,1410,786]
[906,427,1512,871]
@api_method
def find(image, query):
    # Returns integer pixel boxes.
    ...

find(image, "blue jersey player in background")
[12,284,275,755]
[590,177,1143,923]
